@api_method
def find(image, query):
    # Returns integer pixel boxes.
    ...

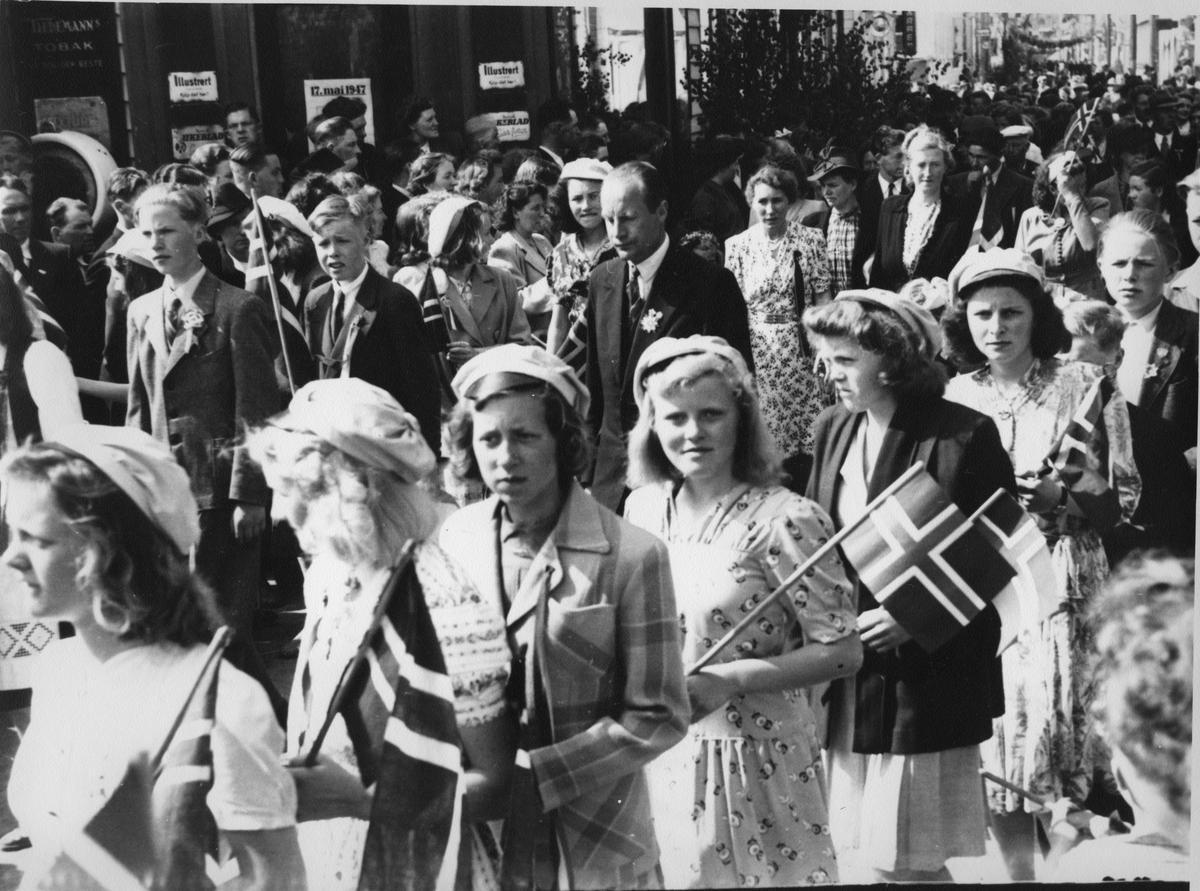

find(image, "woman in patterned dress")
[545,158,616,372]
[247,378,515,891]
[625,335,861,888]
[724,166,833,488]
[941,249,1140,880]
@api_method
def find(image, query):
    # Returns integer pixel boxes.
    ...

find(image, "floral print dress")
[725,222,833,456]
[945,358,1140,812]
[626,484,857,888]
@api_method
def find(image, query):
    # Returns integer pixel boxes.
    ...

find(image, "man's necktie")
[164,295,182,347]
[970,176,991,247]
[627,266,644,331]
[331,286,345,344]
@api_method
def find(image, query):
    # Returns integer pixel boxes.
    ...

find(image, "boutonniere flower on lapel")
[180,308,205,330]
[640,308,663,333]
[1144,346,1172,380]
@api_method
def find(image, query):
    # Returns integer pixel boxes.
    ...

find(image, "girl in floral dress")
[625,335,861,888]
[725,167,832,483]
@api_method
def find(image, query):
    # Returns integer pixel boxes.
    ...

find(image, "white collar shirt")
[632,235,671,303]
[1117,299,1164,406]
[333,262,371,322]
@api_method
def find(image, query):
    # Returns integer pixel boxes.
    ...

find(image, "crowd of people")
[0,58,1194,888]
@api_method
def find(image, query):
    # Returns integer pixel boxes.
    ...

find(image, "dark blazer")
[17,239,81,331]
[1154,129,1198,183]
[800,203,875,292]
[126,271,279,510]
[949,165,1035,250]
[806,397,1015,755]
[304,266,441,454]
[856,175,908,236]
[869,189,974,292]
[585,243,753,509]
[1137,299,1199,454]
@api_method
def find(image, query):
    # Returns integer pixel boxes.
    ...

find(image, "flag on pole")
[246,198,315,390]
[839,469,1016,653]
[1049,374,1121,532]
[970,490,1059,654]
[150,628,231,891]
[34,756,156,891]
[419,267,453,353]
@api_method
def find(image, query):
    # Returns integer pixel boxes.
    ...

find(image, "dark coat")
[585,243,753,509]
[1137,299,1199,454]
[126,271,279,510]
[1153,129,1198,183]
[304,266,441,455]
[806,398,1015,755]
[855,175,908,237]
[948,165,1035,250]
[869,190,974,292]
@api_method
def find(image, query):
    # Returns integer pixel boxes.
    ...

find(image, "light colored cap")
[428,195,480,259]
[257,195,314,238]
[898,277,950,315]
[452,343,589,416]
[633,335,750,403]
[107,229,157,269]
[948,247,1045,303]
[1001,124,1034,138]
[836,289,943,360]
[269,378,435,483]
[46,424,200,554]
[559,158,613,182]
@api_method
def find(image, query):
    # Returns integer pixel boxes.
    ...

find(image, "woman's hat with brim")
[948,247,1045,303]
[269,378,436,483]
[427,195,480,259]
[633,335,750,403]
[835,289,943,360]
[107,229,157,269]
[452,343,589,417]
[257,195,314,238]
[808,148,860,183]
[206,183,252,237]
[45,424,200,554]
[559,158,613,183]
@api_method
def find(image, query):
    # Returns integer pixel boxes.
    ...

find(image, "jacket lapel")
[443,269,485,344]
[163,272,217,378]
[622,247,681,395]
[1139,302,1186,408]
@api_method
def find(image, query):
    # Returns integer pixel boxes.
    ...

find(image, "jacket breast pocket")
[545,600,617,716]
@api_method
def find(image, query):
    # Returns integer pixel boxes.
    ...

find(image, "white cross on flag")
[840,469,1016,653]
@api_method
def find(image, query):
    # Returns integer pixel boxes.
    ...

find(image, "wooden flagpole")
[251,188,297,396]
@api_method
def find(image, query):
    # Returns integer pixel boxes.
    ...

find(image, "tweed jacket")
[584,242,754,509]
[304,266,442,454]
[806,398,1015,754]
[948,164,1035,250]
[868,190,974,292]
[126,270,278,510]
[439,482,688,888]
[437,262,532,351]
[1137,299,1199,453]
[488,231,553,291]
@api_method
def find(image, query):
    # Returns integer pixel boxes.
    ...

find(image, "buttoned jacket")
[1138,299,1199,453]
[439,482,688,888]
[126,270,278,509]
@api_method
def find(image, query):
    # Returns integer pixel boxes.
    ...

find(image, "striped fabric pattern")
[246,197,310,390]
[419,267,453,353]
[1049,373,1121,532]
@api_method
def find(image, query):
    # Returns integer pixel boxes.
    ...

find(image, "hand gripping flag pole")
[249,188,297,396]
[687,462,925,675]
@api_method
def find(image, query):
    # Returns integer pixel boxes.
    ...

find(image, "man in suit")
[534,98,580,172]
[950,125,1034,251]
[1149,90,1198,183]
[802,149,874,295]
[857,126,908,240]
[585,161,753,509]
[303,194,441,454]
[0,174,81,347]
[312,117,361,175]
[229,144,285,201]
[126,182,284,719]
[1102,213,1199,466]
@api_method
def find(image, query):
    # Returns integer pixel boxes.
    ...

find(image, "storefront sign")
[168,71,218,103]
[34,97,111,147]
[303,78,376,147]
[171,124,226,161]
[479,61,525,91]
[491,111,531,143]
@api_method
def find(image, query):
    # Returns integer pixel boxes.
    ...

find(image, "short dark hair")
[400,96,435,131]
[285,173,340,219]
[189,142,230,177]
[47,197,88,229]
[607,161,666,213]
[804,299,947,403]
[0,444,222,647]
[315,116,354,147]
[744,165,799,205]
[322,95,367,121]
[229,144,267,171]
[382,139,424,183]
[496,180,548,233]
[106,167,149,203]
[446,383,591,491]
[1104,120,1155,167]
[151,163,208,188]
[941,274,1068,367]
[223,102,259,124]
[870,125,906,157]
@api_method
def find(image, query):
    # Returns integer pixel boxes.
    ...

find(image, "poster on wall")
[168,71,219,103]
[491,111,531,143]
[171,124,226,160]
[303,78,375,147]
[479,62,525,91]
[34,97,111,148]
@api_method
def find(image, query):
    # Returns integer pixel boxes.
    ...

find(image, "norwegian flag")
[150,628,232,891]
[246,198,315,392]
[33,756,156,890]
[839,469,1016,653]
[300,544,464,891]
[419,267,453,353]
[1049,374,1121,533]
[970,490,1059,655]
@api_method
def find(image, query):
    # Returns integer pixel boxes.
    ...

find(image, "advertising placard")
[303,78,375,147]
[168,71,218,103]
[171,124,226,161]
[479,61,525,91]
[491,111,531,143]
